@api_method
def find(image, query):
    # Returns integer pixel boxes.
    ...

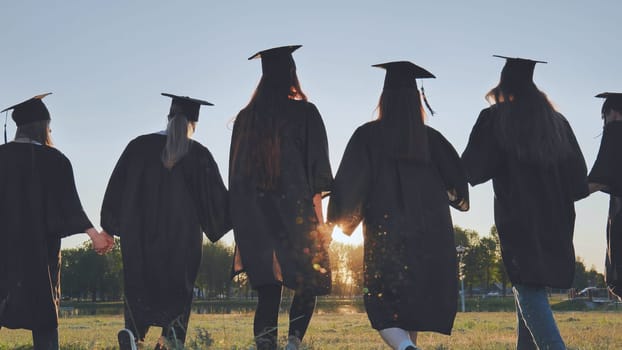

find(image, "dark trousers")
[32,327,59,350]
[254,284,317,350]
[124,303,192,347]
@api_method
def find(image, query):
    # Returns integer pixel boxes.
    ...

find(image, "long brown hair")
[486,76,572,164]
[15,120,53,146]
[231,70,307,190]
[376,88,429,162]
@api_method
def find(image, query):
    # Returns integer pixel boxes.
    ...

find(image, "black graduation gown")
[327,122,468,334]
[462,107,589,289]
[588,121,622,298]
[229,100,333,295]
[101,134,230,327]
[0,142,93,330]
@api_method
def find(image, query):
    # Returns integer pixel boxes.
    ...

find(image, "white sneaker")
[118,328,137,350]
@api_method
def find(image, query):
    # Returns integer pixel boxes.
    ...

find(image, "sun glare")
[331,225,364,246]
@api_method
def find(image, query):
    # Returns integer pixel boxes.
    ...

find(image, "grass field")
[1,310,621,349]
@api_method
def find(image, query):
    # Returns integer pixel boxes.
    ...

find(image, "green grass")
[1,311,622,349]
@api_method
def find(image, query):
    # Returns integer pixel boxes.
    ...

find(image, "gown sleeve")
[305,103,333,195]
[48,153,93,238]
[429,128,470,211]
[327,126,371,235]
[461,108,503,186]
[589,121,622,196]
[193,147,232,242]
[100,143,132,237]
[561,119,589,201]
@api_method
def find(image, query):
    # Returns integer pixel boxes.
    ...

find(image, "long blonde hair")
[161,113,195,169]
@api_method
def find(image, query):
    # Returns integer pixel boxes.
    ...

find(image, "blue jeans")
[512,285,565,350]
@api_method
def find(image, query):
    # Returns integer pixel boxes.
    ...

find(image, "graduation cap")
[1,93,52,143]
[373,61,436,115]
[596,92,622,100]
[249,45,301,74]
[493,55,547,83]
[161,93,213,122]
[596,92,622,115]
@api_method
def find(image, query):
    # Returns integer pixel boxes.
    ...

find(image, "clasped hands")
[86,227,115,255]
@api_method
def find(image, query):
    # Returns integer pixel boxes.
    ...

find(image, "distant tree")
[61,240,122,301]
[572,258,606,289]
[454,226,504,295]
[478,236,497,290]
[100,238,123,300]
[489,226,509,295]
[323,243,367,298]
[60,248,82,298]
[586,266,606,288]
[454,226,479,248]
[195,242,234,298]
[572,258,589,289]
[345,244,364,296]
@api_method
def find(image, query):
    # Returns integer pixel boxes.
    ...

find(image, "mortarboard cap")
[249,45,301,89]
[596,92,622,100]
[1,93,52,127]
[373,61,437,115]
[161,93,213,122]
[248,45,301,76]
[596,92,622,114]
[372,61,435,90]
[494,55,547,83]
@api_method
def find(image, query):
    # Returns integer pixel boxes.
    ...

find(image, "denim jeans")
[512,284,566,350]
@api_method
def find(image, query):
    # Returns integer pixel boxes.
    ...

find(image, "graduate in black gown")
[229,45,333,350]
[462,56,588,350]
[328,61,469,350]
[0,94,112,350]
[587,92,622,300]
[100,93,230,350]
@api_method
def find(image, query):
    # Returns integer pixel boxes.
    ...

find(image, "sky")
[2,0,620,272]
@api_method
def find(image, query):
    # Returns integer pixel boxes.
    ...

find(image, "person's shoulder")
[130,133,162,144]
[358,120,379,132]
[478,105,497,118]
[425,125,442,137]
[289,100,320,115]
[470,105,498,131]
[189,140,212,155]
[426,125,454,146]
[125,133,163,150]
[553,111,574,128]
[349,120,379,140]
[41,146,73,167]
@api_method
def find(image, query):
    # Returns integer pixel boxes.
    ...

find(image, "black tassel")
[421,86,435,116]
[3,112,7,144]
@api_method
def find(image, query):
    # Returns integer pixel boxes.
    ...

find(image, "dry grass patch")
[0,311,620,349]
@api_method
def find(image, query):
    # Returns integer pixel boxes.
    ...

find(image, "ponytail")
[161,114,194,169]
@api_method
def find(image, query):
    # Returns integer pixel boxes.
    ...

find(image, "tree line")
[60,226,604,301]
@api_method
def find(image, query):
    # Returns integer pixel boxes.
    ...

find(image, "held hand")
[87,228,112,255]
[101,230,116,252]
